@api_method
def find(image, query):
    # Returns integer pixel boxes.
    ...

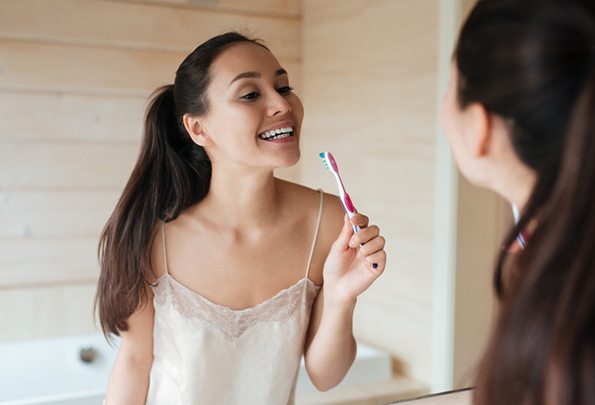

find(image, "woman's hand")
[322,213,386,304]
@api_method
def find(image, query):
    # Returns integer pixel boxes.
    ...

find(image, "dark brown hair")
[95,32,268,337]
[454,1,595,404]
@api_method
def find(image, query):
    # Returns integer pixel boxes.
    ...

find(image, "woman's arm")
[303,287,357,391]
[104,286,155,404]
[304,211,386,391]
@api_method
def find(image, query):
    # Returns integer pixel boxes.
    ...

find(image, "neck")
[193,164,281,232]
[492,161,536,212]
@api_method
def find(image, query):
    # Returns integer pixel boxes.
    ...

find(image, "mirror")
[0,0,504,404]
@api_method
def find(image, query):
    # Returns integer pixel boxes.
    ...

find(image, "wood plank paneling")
[0,283,98,341]
[121,0,300,18]
[0,92,145,142]
[301,0,439,385]
[355,291,432,379]
[0,40,300,96]
[0,191,118,238]
[0,143,139,189]
[0,238,99,287]
[0,40,181,96]
[0,0,300,61]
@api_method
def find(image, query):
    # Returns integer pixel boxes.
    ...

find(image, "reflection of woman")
[95,33,386,404]
[441,0,594,404]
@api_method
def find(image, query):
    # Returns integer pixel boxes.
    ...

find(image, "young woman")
[95,33,386,404]
[441,0,594,404]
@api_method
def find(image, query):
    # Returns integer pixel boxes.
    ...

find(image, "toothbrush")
[319,152,378,269]
[319,152,360,232]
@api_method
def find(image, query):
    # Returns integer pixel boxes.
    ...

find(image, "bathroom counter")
[296,376,429,405]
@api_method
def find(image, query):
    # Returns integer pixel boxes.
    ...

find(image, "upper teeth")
[259,127,293,140]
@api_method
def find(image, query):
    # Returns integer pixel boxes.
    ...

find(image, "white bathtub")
[0,334,392,404]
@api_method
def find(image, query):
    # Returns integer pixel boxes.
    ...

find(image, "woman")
[441,0,594,404]
[96,32,386,404]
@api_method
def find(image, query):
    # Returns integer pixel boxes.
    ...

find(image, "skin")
[105,42,386,403]
[440,64,537,210]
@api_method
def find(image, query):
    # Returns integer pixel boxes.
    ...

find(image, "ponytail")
[95,85,211,337]
[475,74,595,405]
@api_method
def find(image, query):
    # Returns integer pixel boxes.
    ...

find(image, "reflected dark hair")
[95,32,268,337]
[454,1,595,404]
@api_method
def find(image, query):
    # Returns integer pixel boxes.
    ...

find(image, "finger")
[357,235,386,257]
[331,214,355,251]
[364,250,386,274]
[350,213,369,229]
[349,225,380,247]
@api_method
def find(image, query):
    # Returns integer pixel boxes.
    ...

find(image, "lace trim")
[152,275,320,339]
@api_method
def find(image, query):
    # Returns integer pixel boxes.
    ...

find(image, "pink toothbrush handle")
[344,193,357,214]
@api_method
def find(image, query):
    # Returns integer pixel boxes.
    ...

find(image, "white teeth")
[258,126,294,140]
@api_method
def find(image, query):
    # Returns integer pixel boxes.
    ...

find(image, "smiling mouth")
[258,126,294,141]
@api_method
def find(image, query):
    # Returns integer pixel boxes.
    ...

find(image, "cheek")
[291,95,304,124]
[439,89,469,169]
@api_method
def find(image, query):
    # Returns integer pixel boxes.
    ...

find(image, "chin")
[278,150,301,168]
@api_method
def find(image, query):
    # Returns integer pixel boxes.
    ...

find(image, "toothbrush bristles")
[319,152,330,171]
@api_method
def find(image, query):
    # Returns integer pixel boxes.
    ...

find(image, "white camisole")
[145,191,324,404]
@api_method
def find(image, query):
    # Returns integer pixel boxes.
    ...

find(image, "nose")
[267,92,292,116]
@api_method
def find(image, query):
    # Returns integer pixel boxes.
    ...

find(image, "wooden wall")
[0,0,300,340]
[451,0,504,389]
[300,0,439,384]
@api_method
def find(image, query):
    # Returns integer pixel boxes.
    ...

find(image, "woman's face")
[196,42,304,170]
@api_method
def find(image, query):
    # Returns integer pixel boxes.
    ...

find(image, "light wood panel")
[452,177,505,387]
[0,283,98,340]
[0,40,182,96]
[0,92,145,142]
[0,191,118,238]
[0,0,300,61]
[0,238,99,288]
[0,40,300,96]
[301,0,439,385]
[355,292,432,380]
[121,0,300,18]
[0,143,138,189]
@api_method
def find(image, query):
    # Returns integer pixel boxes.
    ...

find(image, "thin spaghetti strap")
[304,189,324,280]
[161,223,170,276]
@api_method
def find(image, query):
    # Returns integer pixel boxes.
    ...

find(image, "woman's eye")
[240,92,260,101]
[277,86,293,95]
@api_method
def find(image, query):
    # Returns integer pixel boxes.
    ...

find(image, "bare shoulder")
[276,179,345,282]
[147,222,166,284]
[276,177,343,224]
[276,179,343,222]
[277,179,322,213]
[276,178,320,200]
[310,190,344,284]
[319,191,344,247]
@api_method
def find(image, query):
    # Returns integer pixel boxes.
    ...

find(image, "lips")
[258,126,294,141]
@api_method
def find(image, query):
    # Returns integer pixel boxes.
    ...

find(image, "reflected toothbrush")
[319,152,378,269]
[319,152,360,232]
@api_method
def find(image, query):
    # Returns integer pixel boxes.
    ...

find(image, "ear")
[462,102,492,158]
[183,113,211,147]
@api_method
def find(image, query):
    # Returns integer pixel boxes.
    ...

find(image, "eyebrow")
[229,68,288,86]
